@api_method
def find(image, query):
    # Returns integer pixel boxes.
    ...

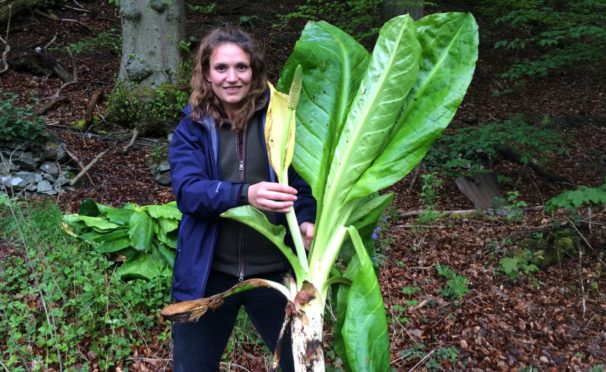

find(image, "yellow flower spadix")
[265,65,302,184]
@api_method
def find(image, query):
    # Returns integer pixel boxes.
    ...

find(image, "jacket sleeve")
[169,118,243,218]
[289,167,316,224]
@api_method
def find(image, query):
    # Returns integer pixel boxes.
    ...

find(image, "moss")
[106,82,188,137]
[520,228,579,268]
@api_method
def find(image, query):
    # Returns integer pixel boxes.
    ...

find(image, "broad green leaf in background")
[156,243,176,267]
[78,198,100,216]
[145,202,181,220]
[277,21,370,210]
[81,229,130,253]
[348,12,479,200]
[154,218,178,248]
[63,214,120,231]
[115,251,168,280]
[128,209,154,251]
[156,217,179,234]
[105,207,135,225]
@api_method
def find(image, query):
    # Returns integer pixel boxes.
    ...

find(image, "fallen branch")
[63,4,90,13]
[397,205,544,219]
[36,95,69,115]
[0,4,11,74]
[409,348,435,371]
[33,9,94,33]
[38,48,78,114]
[84,89,104,122]
[69,149,108,186]
[495,144,572,185]
[122,129,139,154]
[63,146,95,186]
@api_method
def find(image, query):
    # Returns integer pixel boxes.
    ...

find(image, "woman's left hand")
[299,222,315,251]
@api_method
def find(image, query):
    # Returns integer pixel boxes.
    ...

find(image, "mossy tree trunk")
[119,0,184,88]
[111,0,185,135]
[381,0,424,21]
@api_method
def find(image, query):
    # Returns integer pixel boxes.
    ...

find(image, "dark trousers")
[172,271,294,372]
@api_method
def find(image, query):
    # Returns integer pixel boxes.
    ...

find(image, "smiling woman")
[168,26,316,372]
[206,43,253,113]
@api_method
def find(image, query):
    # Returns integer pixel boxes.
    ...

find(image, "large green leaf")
[78,198,100,216]
[155,218,179,248]
[277,21,370,210]
[334,226,390,371]
[156,243,176,267]
[104,207,135,225]
[348,12,479,200]
[309,15,420,278]
[324,15,420,207]
[115,251,169,280]
[63,214,120,231]
[145,202,181,220]
[85,229,130,253]
[128,209,154,251]
[221,206,305,285]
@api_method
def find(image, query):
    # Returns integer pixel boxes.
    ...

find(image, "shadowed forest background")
[0,0,605,370]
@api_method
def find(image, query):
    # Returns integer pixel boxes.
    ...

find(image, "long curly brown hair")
[189,26,267,131]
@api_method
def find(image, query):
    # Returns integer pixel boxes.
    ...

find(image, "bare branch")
[33,9,94,33]
[44,34,58,49]
[69,149,108,186]
[122,129,139,154]
[0,4,12,74]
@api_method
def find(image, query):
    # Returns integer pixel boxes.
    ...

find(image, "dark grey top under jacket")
[211,114,287,278]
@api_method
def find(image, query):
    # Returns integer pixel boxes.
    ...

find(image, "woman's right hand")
[248,182,297,213]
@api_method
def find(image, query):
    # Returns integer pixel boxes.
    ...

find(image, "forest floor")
[1,0,605,370]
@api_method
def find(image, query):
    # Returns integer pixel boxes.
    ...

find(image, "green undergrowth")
[424,115,566,177]
[105,82,188,136]
[0,197,171,370]
[0,93,47,145]
[276,0,384,45]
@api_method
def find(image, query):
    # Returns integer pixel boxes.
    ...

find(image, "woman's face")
[206,42,252,115]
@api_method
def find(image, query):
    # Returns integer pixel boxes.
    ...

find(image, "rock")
[12,151,40,171]
[41,142,66,161]
[12,172,42,189]
[43,172,56,182]
[36,180,54,194]
[8,177,22,187]
[55,172,71,186]
[156,160,170,172]
[154,171,172,186]
[40,162,60,177]
[0,163,9,175]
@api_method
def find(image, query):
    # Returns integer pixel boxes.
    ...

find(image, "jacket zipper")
[236,130,245,281]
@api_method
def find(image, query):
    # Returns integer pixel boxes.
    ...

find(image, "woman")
[169,25,316,371]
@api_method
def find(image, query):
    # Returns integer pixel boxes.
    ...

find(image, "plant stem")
[280,171,309,275]
[286,208,309,274]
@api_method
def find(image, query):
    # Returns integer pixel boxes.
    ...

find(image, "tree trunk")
[119,0,184,88]
[381,0,424,21]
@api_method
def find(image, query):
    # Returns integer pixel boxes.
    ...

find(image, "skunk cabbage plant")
[162,12,478,371]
